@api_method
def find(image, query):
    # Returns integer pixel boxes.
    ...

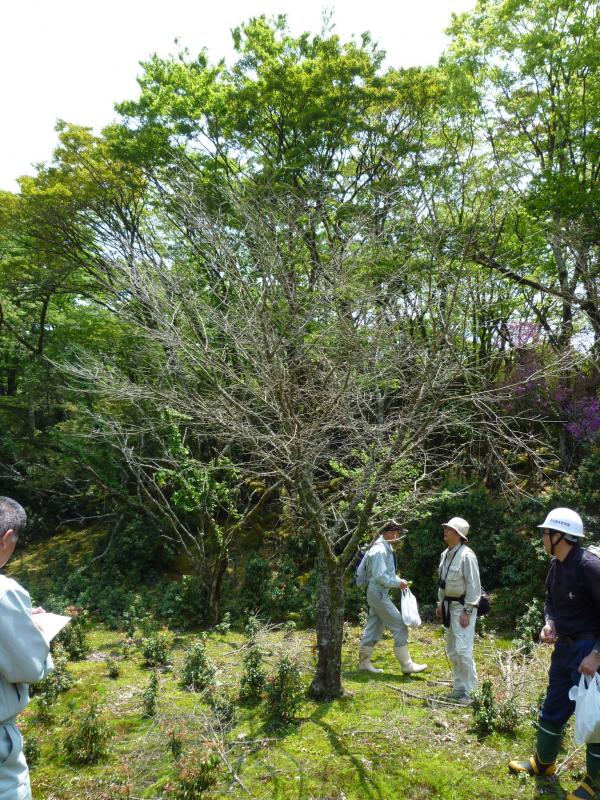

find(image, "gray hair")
[0,497,27,538]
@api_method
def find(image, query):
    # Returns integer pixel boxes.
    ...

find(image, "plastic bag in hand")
[400,588,422,628]
[569,672,600,745]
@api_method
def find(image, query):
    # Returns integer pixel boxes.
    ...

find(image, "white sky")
[0,0,475,192]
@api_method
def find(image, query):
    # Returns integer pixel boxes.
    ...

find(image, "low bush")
[142,671,159,717]
[23,734,41,768]
[264,655,304,730]
[57,611,90,661]
[63,700,110,765]
[239,642,267,705]
[180,640,216,692]
[141,634,171,668]
[167,747,222,799]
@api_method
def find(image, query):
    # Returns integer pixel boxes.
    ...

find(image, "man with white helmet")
[509,508,600,800]
[358,521,427,676]
[436,516,481,704]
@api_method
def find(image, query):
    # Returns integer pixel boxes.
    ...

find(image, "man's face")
[443,526,462,548]
[541,528,557,556]
[383,529,403,547]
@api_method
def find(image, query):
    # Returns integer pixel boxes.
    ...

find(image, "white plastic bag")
[400,588,422,628]
[568,672,600,745]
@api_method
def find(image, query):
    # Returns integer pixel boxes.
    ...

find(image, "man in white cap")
[358,521,427,675]
[436,516,481,704]
[509,508,600,800]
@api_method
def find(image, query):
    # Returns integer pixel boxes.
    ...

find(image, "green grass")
[18,620,588,800]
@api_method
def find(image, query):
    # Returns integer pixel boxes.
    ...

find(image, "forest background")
[1,0,600,703]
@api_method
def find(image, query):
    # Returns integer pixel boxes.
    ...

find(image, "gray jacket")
[0,575,52,722]
[365,536,402,591]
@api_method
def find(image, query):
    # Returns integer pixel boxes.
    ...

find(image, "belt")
[557,631,600,643]
[443,595,465,603]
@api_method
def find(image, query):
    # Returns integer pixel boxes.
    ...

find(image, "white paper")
[33,612,71,642]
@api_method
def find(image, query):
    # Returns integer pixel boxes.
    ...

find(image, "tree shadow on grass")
[305,699,387,800]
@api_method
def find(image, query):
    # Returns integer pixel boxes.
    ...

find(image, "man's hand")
[459,611,471,628]
[31,607,45,615]
[398,578,408,591]
[435,605,442,619]
[540,620,557,644]
[578,651,600,677]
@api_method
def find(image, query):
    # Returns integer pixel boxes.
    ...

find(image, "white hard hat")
[442,517,470,540]
[538,507,584,538]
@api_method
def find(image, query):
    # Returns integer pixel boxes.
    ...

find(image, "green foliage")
[142,671,159,717]
[31,644,75,721]
[23,735,41,769]
[240,552,273,615]
[167,747,222,799]
[167,728,184,761]
[141,634,171,668]
[513,598,544,656]
[472,679,520,736]
[471,679,497,735]
[264,655,304,730]
[208,690,236,730]
[180,640,216,692]
[239,642,267,704]
[213,612,231,635]
[161,576,208,629]
[56,612,90,661]
[106,656,121,679]
[62,700,110,765]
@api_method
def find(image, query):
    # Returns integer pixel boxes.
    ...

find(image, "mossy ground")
[18,619,588,800]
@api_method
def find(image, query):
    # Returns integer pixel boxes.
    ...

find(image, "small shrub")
[106,657,121,679]
[141,634,171,668]
[214,612,231,635]
[63,700,110,765]
[180,641,216,692]
[168,747,222,799]
[239,643,267,705]
[471,679,497,735]
[513,598,544,656]
[167,728,184,761]
[57,611,90,661]
[264,655,304,730]
[142,671,159,718]
[23,734,41,768]
[208,691,236,730]
[32,645,74,721]
[244,614,262,637]
[495,695,520,734]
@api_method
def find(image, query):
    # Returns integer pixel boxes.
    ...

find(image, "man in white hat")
[436,516,481,704]
[509,508,600,800]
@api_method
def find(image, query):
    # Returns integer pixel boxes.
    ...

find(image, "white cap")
[538,507,584,538]
[442,517,470,540]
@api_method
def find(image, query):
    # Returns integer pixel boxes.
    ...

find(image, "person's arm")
[0,585,51,684]
[578,556,600,674]
[462,550,481,609]
[371,550,402,589]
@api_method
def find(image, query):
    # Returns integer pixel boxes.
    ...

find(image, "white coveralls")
[438,543,481,697]
[360,536,408,648]
[0,574,52,799]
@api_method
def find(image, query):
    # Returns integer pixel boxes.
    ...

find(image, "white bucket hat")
[442,517,470,541]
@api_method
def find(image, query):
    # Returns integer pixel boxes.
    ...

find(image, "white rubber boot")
[394,645,427,674]
[358,646,383,674]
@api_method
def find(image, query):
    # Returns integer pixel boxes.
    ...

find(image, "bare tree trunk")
[309,550,345,700]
